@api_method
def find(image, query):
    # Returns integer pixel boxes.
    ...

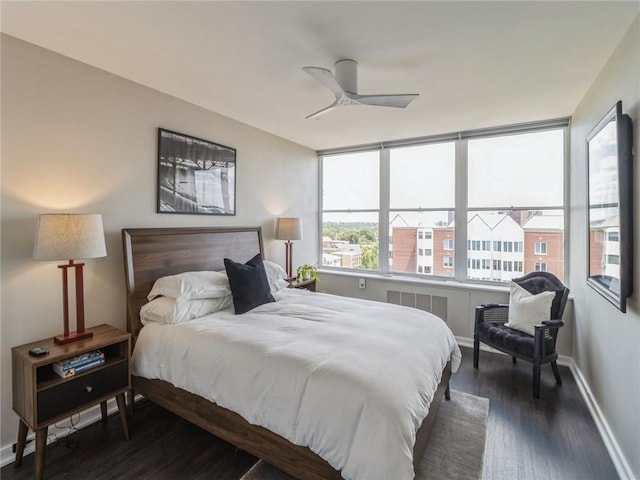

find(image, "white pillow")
[147,271,231,301]
[263,260,289,292]
[140,296,233,325]
[505,282,555,336]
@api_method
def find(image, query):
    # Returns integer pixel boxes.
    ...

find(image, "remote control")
[28,347,49,357]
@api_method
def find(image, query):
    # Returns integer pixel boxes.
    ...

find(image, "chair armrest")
[542,319,565,329]
[534,320,565,358]
[479,303,508,310]
[475,304,509,331]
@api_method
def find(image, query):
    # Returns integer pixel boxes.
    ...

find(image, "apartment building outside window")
[320,120,566,284]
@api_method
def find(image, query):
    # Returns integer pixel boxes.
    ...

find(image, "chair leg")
[533,364,541,399]
[473,336,479,368]
[551,361,562,385]
[512,356,517,365]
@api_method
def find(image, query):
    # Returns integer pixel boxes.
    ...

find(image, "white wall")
[568,15,640,479]
[0,35,318,450]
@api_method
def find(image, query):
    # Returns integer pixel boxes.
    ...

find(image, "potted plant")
[296,264,318,281]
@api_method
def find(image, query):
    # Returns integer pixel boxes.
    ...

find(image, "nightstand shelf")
[12,324,131,480]
[288,278,317,291]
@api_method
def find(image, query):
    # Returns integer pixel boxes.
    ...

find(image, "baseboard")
[456,335,633,480]
[0,397,123,468]
[568,360,635,480]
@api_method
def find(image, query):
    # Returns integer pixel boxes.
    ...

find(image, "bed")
[122,226,461,480]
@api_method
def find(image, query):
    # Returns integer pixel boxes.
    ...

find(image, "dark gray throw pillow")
[224,254,276,314]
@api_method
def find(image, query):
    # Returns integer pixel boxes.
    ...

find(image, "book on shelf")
[53,350,105,378]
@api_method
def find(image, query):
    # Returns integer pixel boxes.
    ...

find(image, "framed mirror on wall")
[586,101,634,312]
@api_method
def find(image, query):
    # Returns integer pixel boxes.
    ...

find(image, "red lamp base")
[54,330,93,345]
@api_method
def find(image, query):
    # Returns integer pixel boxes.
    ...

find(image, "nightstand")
[288,278,316,292]
[12,324,131,480]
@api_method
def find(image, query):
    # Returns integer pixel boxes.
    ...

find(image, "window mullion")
[454,138,468,282]
[379,147,390,274]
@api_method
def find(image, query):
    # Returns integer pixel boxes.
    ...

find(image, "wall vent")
[387,290,448,321]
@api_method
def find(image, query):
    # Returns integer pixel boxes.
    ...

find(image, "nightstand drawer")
[37,361,128,423]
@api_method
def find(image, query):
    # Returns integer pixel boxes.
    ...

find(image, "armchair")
[473,271,569,398]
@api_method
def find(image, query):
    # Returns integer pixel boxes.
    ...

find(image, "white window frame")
[535,242,548,255]
[535,262,548,272]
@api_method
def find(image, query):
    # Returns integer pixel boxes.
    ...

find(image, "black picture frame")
[586,101,634,312]
[157,128,236,215]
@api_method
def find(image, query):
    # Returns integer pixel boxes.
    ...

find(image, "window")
[321,151,379,271]
[535,262,548,272]
[607,231,619,242]
[320,122,566,283]
[535,242,547,255]
[467,129,564,282]
[607,255,620,265]
[388,143,456,277]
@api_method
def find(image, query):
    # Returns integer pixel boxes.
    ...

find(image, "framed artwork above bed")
[157,128,236,215]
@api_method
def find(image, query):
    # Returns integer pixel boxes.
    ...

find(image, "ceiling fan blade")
[303,66,345,99]
[353,94,419,108]
[305,100,340,120]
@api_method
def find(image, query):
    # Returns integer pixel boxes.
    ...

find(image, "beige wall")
[569,14,640,479]
[0,35,318,450]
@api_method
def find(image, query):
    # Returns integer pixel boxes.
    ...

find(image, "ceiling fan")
[303,59,419,120]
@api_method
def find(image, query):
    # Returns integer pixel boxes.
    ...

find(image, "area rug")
[241,390,489,480]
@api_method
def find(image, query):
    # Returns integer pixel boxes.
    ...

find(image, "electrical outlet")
[358,278,366,289]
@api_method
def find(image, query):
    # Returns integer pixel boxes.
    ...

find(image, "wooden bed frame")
[122,226,452,480]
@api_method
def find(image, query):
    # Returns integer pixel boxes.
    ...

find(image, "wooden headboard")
[122,227,264,340]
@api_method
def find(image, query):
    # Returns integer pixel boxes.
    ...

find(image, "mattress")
[132,289,461,480]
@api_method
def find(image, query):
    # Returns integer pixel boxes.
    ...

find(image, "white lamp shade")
[275,217,302,241]
[34,214,107,261]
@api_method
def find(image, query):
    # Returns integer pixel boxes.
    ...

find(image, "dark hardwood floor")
[2,346,618,479]
[453,346,618,480]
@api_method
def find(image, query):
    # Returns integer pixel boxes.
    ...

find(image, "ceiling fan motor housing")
[335,59,358,94]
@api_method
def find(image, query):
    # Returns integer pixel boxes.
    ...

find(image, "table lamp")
[275,217,302,281]
[33,214,107,344]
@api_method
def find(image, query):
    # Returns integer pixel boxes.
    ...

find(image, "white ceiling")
[2,1,638,151]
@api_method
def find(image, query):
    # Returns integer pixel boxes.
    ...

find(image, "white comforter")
[132,289,461,480]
